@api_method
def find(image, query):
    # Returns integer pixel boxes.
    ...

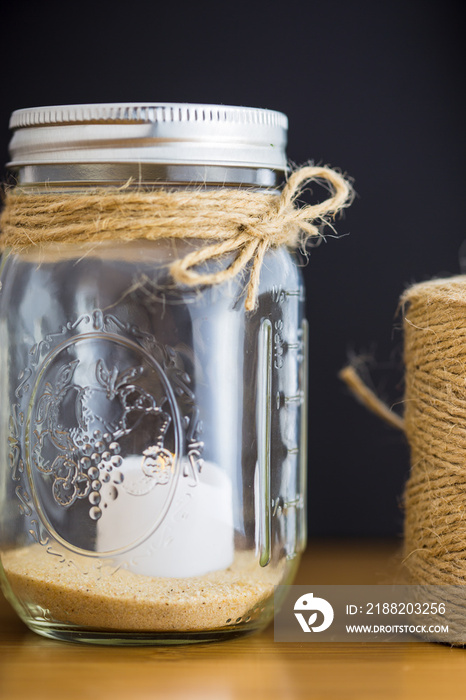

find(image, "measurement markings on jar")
[297,319,308,554]
[270,293,308,561]
[272,286,305,304]
[276,391,305,409]
[284,289,304,299]
[272,495,304,517]
[284,391,304,406]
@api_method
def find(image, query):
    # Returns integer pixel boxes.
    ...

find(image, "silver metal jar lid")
[7,103,288,177]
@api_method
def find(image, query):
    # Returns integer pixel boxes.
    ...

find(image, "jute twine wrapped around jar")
[0,165,353,310]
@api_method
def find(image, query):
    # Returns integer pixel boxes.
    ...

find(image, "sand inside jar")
[2,545,282,632]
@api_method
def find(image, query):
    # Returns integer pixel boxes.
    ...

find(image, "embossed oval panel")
[27,335,181,555]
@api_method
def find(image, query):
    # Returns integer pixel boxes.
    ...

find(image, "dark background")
[1,0,464,537]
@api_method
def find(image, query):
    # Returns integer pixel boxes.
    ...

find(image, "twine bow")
[0,165,353,310]
[170,165,353,309]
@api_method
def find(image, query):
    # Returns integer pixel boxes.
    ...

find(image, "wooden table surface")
[1,539,466,700]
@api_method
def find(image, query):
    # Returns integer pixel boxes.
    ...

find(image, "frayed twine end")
[339,364,405,432]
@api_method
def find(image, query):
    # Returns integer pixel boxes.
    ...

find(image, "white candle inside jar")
[97,456,234,578]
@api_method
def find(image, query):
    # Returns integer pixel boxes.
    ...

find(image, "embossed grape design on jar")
[0,103,350,644]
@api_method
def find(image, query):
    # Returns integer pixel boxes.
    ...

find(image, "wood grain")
[1,539,465,700]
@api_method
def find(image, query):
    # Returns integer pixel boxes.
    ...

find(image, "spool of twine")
[401,276,466,588]
[341,276,466,583]
[0,165,353,310]
[341,276,466,643]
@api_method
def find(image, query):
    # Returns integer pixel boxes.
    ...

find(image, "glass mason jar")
[0,103,307,644]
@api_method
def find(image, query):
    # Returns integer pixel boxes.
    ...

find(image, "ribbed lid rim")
[10,103,288,130]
